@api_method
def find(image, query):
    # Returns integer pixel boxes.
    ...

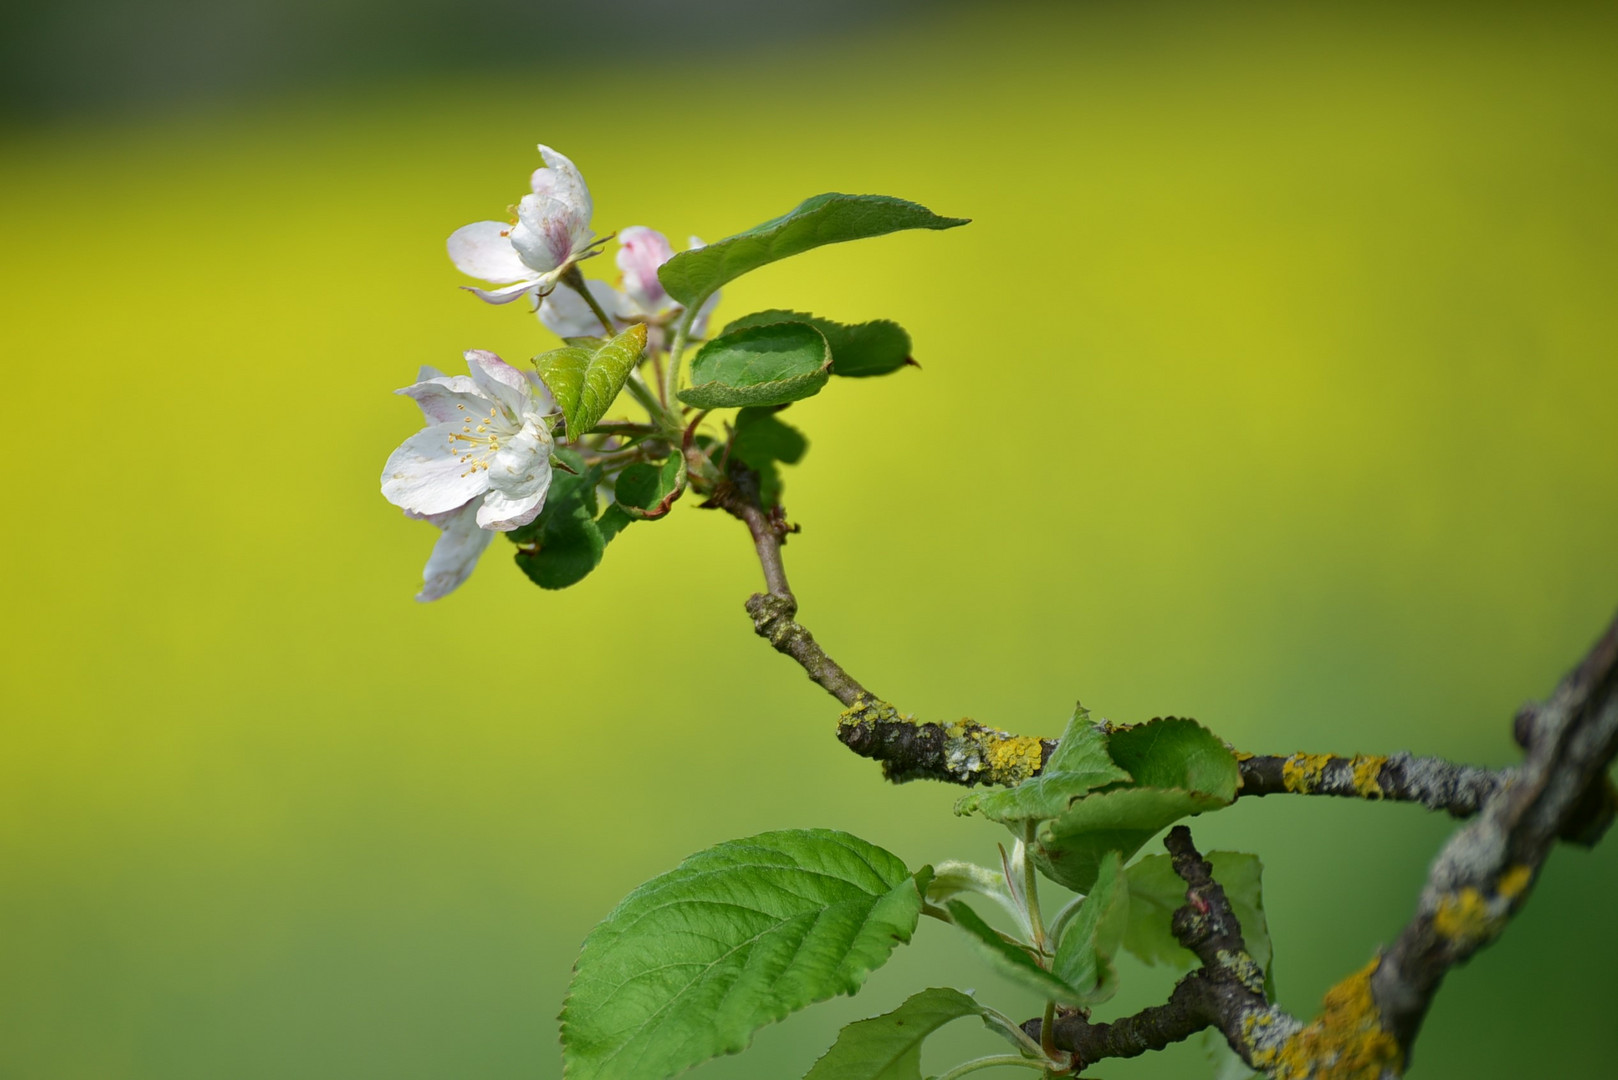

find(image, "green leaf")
[510,449,606,590]
[1104,718,1241,803]
[1050,851,1129,1005]
[615,454,687,520]
[944,900,1091,1006]
[802,988,986,1080]
[534,324,648,441]
[561,829,929,1080]
[658,193,969,309]
[956,706,1132,825]
[679,322,832,409]
[1034,787,1226,893]
[731,405,808,506]
[1121,852,1272,983]
[722,310,914,378]
[596,456,686,541]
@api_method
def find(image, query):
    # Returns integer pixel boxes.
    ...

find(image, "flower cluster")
[380,144,713,601]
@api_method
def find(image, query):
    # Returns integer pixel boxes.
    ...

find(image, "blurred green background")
[2,1,1616,1077]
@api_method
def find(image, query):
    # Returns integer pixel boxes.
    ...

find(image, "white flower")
[382,351,555,533]
[537,228,720,341]
[447,145,599,305]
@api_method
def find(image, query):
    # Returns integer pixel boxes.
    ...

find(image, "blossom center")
[447,403,517,477]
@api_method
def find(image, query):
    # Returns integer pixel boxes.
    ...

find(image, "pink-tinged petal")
[463,350,529,418]
[396,371,482,423]
[416,499,495,602]
[511,193,583,272]
[462,280,542,305]
[540,278,626,338]
[382,422,489,516]
[530,145,593,226]
[447,221,530,282]
[617,226,674,315]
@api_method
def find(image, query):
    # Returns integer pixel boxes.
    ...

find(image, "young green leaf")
[561,830,930,1080]
[534,324,648,441]
[943,900,1092,1006]
[1033,787,1226,893]
[1121,852,1272,980]
[616,455,686,519]
[956,706,1131,825]
[731,405,808,506]
[925,861,1028,933]
[801,987,987,1080]
[510,450,606,589]
[722,310,914,378]
[657,193,969,309]
[1050,851,1129,1004]
[1104,718,1241,802]
[679,322,832,408]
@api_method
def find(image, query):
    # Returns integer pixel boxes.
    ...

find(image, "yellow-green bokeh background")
[3,3,1616,1077]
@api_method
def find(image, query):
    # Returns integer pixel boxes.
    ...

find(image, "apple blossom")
[381,351,555,535]
[447,145,600,305]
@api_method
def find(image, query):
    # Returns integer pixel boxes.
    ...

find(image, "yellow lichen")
[1497,865,1533,902]
[838,696,904,730]
[1348,755,1387,799]
[1432,887,1495,946]
[976,730,1046,784]
[1246,960,1403,1080]
[1281,753,1332,794]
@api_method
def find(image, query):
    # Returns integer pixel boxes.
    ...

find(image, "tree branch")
[720,471,1530,812]
[707,468,872,708]
[1235,751,1503,817]
[1367,611,1618,1063]
[1024,826,1298,1070]
[720,462,1618,1076]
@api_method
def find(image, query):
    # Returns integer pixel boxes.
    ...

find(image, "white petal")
[381,422,490,516]
[617,226,674,315]
[396,372,484,423]
[416,499,495,602]
[486,419,552,502]
[531,145,593,229]
[462,280,543,305]
[463,350,530,418]
[511,194,581,273]
[447,221,531,283]
[477,483,548,531]
[540,278,626,338]
[478,423,552,530]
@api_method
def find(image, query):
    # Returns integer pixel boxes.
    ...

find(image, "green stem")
[662,291,706,410]
[1022,821,1045,952]
[560,264,616,336]
[623,375,672,429]
[1040,999,1057,1060]
[933,1054,1047,1080]
[978,1006,1050,1060]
